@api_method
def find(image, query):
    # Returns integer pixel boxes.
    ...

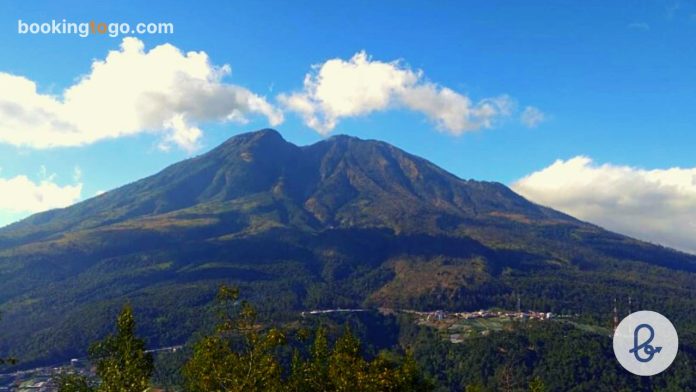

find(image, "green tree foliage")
[151,349,188,391]
[405,319,696,391]
[89,304,154,391]
[287,326,431,392]
[183,285,286,391]
[55,373,98,392]
[89,305,153,392]
[528,376,546,392]
[183,285,432,392]
[58,305,154,392]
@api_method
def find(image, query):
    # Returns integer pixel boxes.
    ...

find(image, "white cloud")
[512,156,696,254]
[0,170,82,214]
[0,37,283,152]
[520,106,546,128]
[279,51,514,135]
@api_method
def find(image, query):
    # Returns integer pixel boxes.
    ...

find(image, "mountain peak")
[211,129,293,161]
[326,133,361,141]
[0,128,571,243]
[219,128,285,147]
[247,128,284,140]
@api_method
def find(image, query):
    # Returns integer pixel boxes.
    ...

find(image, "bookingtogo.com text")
[18,19,174,38]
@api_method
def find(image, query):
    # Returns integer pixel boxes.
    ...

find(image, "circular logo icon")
[613,310,678,376]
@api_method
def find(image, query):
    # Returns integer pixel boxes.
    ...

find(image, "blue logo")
[614,311,677,375]
[629,323,662,363]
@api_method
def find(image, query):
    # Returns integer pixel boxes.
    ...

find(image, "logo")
[613,311,678,376]
[629,324,661,362]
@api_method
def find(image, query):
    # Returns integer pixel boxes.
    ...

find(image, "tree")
[58,305,153,392]
[89,304,154,391]
[287,326,432,391]
[56,373,97,392]
[151,349,187,391]
[464,384,486,392]
[287,327,329,391]
[528,376,546,392]
[184,285,433,391]
[183,285,285,391]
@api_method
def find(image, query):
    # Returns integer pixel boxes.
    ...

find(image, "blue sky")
[1,1,695,252]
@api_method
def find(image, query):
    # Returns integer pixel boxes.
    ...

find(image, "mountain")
[1,129,696,367]
[1,129,568,243]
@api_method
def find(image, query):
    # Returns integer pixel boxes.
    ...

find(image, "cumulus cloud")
[0,37,283,152]
[279,51,514,135]
[512,156,696,254]
[0,169,82,214]
[520,106,546,128]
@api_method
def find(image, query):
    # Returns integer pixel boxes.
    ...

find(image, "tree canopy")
[58,305,153,392]
[183,285,432,392]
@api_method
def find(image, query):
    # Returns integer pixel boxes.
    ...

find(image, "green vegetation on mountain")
[53,290,696,391]
[400,318,696,391]
[57,286,431,392]
[0,314,16,368]
[0,128,695,381]
[182,285,432,392]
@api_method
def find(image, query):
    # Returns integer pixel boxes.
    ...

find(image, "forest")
[2,285,689,391]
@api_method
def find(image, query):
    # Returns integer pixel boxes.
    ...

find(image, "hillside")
[1,129,696,367]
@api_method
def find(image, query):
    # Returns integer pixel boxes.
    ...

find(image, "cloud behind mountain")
[513,156,696,254]
[0,38,282,152]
